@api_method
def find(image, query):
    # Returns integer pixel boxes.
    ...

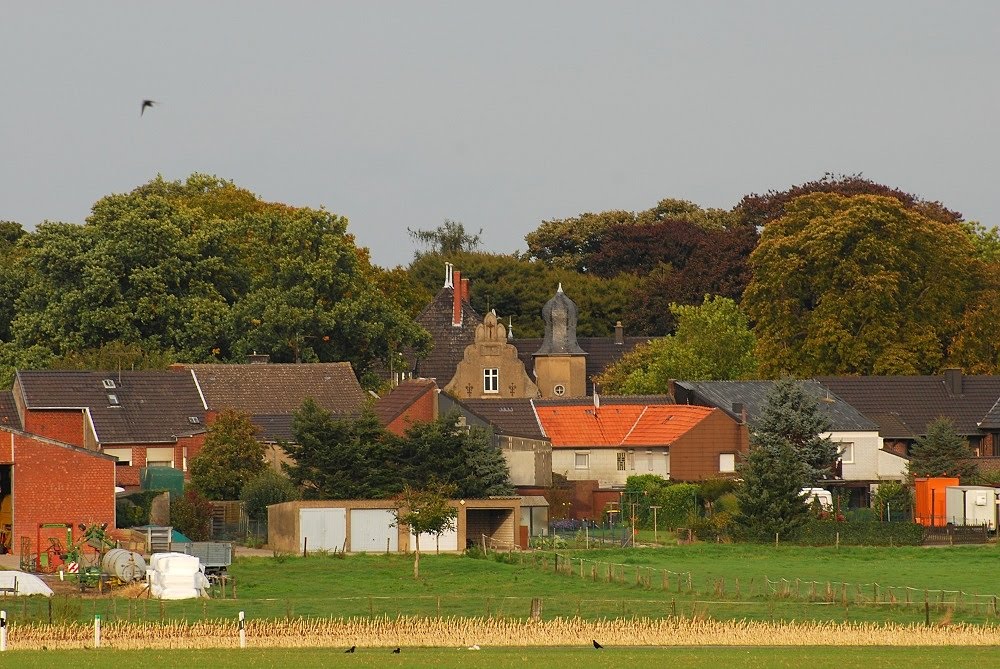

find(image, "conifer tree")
[907,418,978,481]
[755,379,839,484]
[735,437,809,540]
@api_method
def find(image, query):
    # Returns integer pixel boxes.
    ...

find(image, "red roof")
[535,403,715,447]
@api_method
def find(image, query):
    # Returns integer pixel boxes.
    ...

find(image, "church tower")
[532,284,588,398]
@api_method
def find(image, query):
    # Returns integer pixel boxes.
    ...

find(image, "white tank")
[102,548,147,582]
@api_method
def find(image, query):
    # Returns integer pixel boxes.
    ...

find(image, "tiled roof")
[375,379,436,425]
[622,405,716,445]
[816,374,1000,437]
[0,391,22,431]
[184,363,367,416]
[674,380,877,432]
[411,286,481,384]
[448,396,545,440]
[534,395,674,407]
[514,336,654,395]
[16,370,205,444]
[250,414,292,443]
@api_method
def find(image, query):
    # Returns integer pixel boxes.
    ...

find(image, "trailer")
[168,542,232,575]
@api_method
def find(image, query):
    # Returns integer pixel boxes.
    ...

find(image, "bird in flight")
[140,99,157,116]
[593,640,604,649]
[344,645,356,653]
[391,647,401,654]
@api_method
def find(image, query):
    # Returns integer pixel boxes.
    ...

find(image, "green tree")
[744,193,977,376]
[189,410,267,500]
[407,219,483,256]
[907,418,978,481]
[240,469,301,521]
[596,295,757,394]
[283,400,403,499]
[734,439,809,541]
[753,379,839,484]
[391,481,458,578]
[170,489,214,541]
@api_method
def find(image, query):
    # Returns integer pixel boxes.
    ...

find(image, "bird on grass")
[593,640,604,649]
[392,647,401,654]
[140,99,157,116]
[344,645,355,653]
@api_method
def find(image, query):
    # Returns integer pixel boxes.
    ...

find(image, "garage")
[298,507,346,551]
[350,508,398,553]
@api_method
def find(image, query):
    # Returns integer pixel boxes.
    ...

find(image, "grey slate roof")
[411,286,481,384]
[674,380,877,432]
[185,363,367,416]
[514,336,654,395]
[442,395,546,440]
[16,370,206,444]
[0,391,22,431]
[817,374,1000,438]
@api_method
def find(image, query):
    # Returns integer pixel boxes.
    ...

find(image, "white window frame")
[104,448,132,466]
[146,447,174,468]
[838,442,855,464]
[574,451,590,469]
[484,368,499,394]
[719,453,736,473]
[647,450,654,471]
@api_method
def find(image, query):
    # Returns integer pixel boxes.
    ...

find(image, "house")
[374,379,438,436]
[672,379,907,507]
[444,310,539,400]
[0,426,117,552]
[9,370,208,488]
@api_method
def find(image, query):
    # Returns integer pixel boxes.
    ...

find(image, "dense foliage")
[907,418,978,481]
[170,489,214,541]
[240,469,301,521]
[189,410,267,500]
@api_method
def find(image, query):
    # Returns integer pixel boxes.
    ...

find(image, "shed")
[267,497,522,554]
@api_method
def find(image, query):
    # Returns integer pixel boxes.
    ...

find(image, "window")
[553,384,566,397]
[484,368,499,394]
[575,451,589,469]
[628,449,635,470]
[647,450,654,471]
[719,453,736,473]
[838,442,855,464]
[664,449,671,477]
[104,448,132,467]
[616,452,626,471]
[188,416,201,425]
[107,394,120,406]
[146,447,174,468]
[102,379,116,389]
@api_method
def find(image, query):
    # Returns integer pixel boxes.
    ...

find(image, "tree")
[189,410,267,500]
[240,469,301,521]
[743,193,977,377]
[907,418,978,481]
[735,439,809,541]
[283,400,403,499]
[753,379,839,485]
[596,296,757,394]
[391,481,458,578]
[408,219,483,256]
[170,489,214,541]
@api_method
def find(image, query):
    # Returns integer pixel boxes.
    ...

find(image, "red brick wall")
[1,432,116,544]
[22,409,86,447]
[670,410,748,481]
[107,433,206,486]
[385,388,436,436]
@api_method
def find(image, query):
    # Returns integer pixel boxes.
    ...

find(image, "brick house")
[9,370,207,488]
[374,379,438,436]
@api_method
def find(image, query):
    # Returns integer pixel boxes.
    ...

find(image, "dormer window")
[102,379,116,389]
[107,394,120,406]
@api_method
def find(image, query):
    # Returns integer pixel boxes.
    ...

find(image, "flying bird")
[140,99,157,116]
[593,640,604,649]
[391,647,401,654]
[344,645,356,653]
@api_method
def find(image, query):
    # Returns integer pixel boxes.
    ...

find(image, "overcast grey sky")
[3,2,997,267]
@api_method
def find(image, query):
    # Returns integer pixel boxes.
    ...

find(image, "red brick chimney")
[461,277,470,303]
[452,270,463,326]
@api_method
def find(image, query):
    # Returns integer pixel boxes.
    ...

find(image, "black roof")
[0,391,22,431]
[443,395,545,440]
[411,286,481,384]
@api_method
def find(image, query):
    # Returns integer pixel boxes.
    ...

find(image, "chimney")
[614,321,624,345]
[452,270,463,326]
[444,262,454,288]
[944,368,962,396]
[732,402,745,423]
[248,352,270,365]
[461,277,470,303]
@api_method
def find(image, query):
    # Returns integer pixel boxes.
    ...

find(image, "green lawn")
[6,544,999,625]
[4,646,999,669]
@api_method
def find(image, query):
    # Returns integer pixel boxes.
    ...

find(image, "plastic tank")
[102,548,147,582]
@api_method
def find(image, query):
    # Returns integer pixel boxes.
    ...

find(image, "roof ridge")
[619,406,648,445]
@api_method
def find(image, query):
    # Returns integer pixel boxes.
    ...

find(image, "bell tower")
[532,284,588,398]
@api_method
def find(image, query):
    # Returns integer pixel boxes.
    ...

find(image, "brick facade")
[21,409,86,448]
[0,429,116,545]
[385,386,437,436]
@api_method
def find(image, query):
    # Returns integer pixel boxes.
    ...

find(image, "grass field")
[4,646,999,669]
[3,543,998,625]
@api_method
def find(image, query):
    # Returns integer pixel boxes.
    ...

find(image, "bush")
[661,483,700,528]
[240,469,300,521]
[790,520,923,546]
[115,490,163,528]
[170,489,214,541]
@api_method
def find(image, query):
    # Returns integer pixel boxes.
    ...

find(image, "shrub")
[661,483,700,528]
[240,469,300,521]
[115,490,164,528]
[170,489,214,541]
[790,520,923,546]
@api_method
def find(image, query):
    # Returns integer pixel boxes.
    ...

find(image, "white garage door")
[410,526,458,552]
[350,509,398,552]
[299,508,346,551]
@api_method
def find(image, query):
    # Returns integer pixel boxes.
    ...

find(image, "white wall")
[553,447,670,486]
[825,430,883,481]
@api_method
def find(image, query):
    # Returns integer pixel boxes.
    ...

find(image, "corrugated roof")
[16,370,206,444]
[817,374,1000,437]
[185,362,367,416]
[675,380,877,432]
[374,379,436,425]
[0,391,22,431]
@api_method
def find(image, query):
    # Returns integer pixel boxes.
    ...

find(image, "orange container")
[914,477,959,527]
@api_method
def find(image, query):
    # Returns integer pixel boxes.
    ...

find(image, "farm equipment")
[169,542,232,577]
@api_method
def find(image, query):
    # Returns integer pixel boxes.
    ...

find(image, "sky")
[3,2,998,268]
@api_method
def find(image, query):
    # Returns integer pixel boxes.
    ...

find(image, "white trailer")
[944,486,998,531]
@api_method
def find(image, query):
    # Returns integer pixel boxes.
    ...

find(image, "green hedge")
[789,520,924,546]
